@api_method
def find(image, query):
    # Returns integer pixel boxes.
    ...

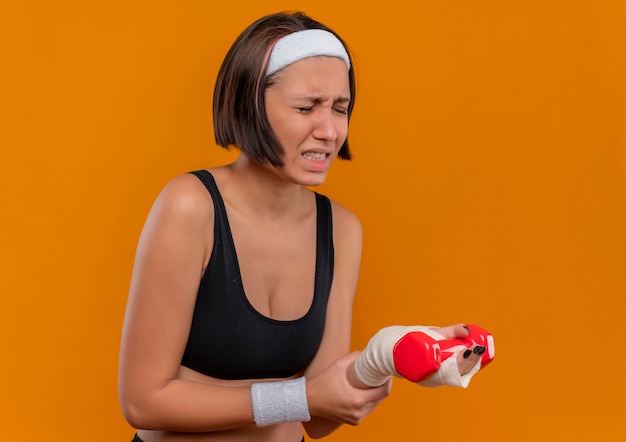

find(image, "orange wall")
[2,1,625,440]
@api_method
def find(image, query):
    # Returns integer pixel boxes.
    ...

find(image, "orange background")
[2,1,625,441]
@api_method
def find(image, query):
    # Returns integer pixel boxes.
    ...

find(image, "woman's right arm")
[117,174,254,432]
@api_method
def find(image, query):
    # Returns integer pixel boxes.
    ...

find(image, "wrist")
[251,377,311,427]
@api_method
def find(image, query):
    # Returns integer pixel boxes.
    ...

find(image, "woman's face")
[265,56,350,187]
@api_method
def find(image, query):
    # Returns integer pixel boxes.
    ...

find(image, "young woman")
[118,11,484,442]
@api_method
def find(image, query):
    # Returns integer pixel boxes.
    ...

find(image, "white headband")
[266,29,351,76]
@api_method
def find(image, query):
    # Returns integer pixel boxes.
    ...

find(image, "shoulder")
[140,172,215,245]
[325,198,362,259]
[157,172,212,209]
[150,172,214,221]
[328,198,362,241]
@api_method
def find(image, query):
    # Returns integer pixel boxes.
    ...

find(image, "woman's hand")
[306,352,392,426]
[430,324,488,376]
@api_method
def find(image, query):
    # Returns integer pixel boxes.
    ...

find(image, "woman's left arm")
[302,202,391,439]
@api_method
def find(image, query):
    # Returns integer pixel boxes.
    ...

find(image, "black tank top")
[181,170,334,379]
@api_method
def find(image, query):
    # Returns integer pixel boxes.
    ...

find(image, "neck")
[224,155,310,220]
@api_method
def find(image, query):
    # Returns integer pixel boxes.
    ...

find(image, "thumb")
[435,323,470,339]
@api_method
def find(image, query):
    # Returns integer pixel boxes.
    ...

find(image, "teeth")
[303,152,327,161]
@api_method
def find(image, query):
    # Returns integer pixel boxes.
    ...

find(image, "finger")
[457,351,478,375]
[339,351,362,371]
[455,323,471,338]
[433,323,470,339]
[456,345,485,376]
[342,351,361,364]
[366,377,392,400]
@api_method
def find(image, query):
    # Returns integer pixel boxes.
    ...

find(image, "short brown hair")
[213,11,356,166]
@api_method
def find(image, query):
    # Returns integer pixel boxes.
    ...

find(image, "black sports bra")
[180,170,334,379]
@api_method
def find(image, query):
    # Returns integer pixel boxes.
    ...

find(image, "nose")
[312,109,338,142]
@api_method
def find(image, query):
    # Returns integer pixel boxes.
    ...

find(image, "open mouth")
[302,152,328,162]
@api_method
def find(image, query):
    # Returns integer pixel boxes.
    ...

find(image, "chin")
[300,173,328,187]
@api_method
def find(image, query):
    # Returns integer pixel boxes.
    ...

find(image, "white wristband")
[250,377,311,427]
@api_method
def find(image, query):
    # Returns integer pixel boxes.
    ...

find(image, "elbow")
[119,392,162,431]
[118,372,165,430]
[120,398,148,430]
[118,371,176,431]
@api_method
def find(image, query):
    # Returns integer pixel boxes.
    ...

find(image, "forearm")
[121,379,253,432]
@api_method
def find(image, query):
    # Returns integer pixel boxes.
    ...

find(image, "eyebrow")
[295,96,351,104]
